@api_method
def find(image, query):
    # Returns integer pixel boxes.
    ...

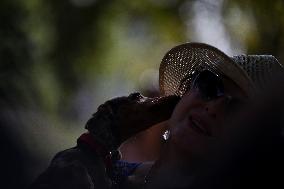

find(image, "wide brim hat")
[159,42,283,97]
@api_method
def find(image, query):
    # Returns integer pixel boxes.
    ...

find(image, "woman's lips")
[188,116,211,136]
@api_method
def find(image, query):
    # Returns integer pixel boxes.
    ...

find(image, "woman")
[30,43,284,189]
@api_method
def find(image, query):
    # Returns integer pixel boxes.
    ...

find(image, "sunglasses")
[177,70,247,115]
[191,70,226,101]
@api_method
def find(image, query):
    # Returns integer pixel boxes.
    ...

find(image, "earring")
[163,130,171,141]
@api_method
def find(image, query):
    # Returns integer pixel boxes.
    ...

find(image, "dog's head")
[85,92,180,149]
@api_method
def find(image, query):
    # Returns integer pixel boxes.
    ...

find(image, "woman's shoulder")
[113,161,154,189]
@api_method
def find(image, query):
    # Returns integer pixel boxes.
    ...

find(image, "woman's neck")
[144,142,198,188]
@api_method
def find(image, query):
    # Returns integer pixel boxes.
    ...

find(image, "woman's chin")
[168,121,216,160]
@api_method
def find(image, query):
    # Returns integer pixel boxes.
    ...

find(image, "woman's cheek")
[169,118,191,148]
[170,91,200,123]
[170,100,191,123]
[169,117,218,158]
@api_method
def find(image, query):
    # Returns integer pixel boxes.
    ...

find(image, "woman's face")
[168,71,247,158]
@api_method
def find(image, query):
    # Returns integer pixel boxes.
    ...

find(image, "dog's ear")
[84,95,129,131]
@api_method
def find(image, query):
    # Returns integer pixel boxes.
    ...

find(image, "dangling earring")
[163,130,171,141]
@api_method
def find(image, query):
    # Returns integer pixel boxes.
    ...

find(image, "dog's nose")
[128,92,144,100]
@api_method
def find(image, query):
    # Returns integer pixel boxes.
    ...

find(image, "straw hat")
[159,42,283,97]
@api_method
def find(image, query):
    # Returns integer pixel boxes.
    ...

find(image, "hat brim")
[159,43,255,97]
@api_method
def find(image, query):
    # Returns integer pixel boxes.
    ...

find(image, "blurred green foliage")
[0,0,284,184]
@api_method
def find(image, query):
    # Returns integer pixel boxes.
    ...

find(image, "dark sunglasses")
[179,70,245,113]
[191,70,225,101]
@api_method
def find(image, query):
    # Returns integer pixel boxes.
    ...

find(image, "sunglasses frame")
[178,69,247,115]
[191,70,226,101]
[178,69,234,100]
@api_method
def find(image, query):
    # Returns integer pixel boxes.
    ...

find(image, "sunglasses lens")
[192,70,224,100]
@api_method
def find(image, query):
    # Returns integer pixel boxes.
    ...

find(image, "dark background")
[1,0,284,188]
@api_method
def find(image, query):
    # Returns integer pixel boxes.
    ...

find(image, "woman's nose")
[205,96,228,119]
